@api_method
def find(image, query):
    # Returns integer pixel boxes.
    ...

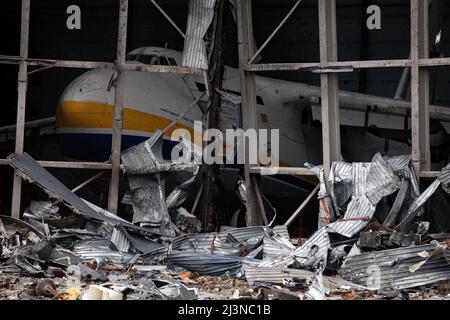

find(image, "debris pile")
[2,141,450,299]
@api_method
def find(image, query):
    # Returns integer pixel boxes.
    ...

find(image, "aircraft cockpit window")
[126,54,140,61]
[139,54,160,65]
[168,58,177,66]
[160,57,169,65]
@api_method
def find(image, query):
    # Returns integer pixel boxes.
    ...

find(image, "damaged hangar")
[1,0,450,301]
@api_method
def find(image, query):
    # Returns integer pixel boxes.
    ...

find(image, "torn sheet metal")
[262,236,295,261]
[26,201,60,220]
[365,153,399,206]
[243,265,367,291]
[272,225,290,240]
[329,161,353,209]
[72,239,135,264]
[166,167,199,211]
[182,0,217,70]
[339,244,450,290]
[396,179,442,230]
[170,232,240,256]
[12,240,80,275]
[383,178,409,228]
[438,163,450,194]
[259,226,330,269]
[8,153,154,235]
[121,130,167,175]
[0,215,44,241]
[327,163,376,238]
[385,155,412,174]
[128,174,169,227]
[171,208,202,233]
[306,163,336,227]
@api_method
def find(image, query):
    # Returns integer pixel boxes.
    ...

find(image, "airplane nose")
[56,68,116,161]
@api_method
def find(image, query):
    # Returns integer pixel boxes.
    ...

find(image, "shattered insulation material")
[339,244,450,290]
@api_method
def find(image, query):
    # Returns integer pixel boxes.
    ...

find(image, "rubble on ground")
[2,140,450,300]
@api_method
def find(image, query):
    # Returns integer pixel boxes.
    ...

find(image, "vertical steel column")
[318,0,341,178]
[11,0,31,219]
[411,0,430,177]
[108,0,128,213]
[236,0,261,226]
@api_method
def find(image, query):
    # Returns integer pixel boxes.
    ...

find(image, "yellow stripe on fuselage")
[56,100,195,138]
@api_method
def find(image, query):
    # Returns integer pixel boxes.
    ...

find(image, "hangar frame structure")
[0,0,449,226]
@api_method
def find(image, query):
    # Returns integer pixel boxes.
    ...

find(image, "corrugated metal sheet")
[111,227,131,253]
[262,236,295,261]
[385,155,412,173]
[170,226,269,255]
[396,179,442,230]
[329,161,353,208]
[243,265,367,291]
[258,226,330,268]
[365,153,399,206]
[167,250,259,276]
[182,0,217,70]
[339,244,450,290]
[438,163,450,191]
[226,226,270,242]
[383,178,409,228]
[272,225,290,240]
[73,239,135,264]
[327,163,375,238]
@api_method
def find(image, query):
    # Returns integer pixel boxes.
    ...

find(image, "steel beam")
[411,0,430,177]
[11,0,30,219]
[108,0,128,214]
[237,0,261,226]
[318,0,341,178]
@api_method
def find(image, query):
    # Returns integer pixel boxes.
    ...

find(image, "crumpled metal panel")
[385,155,412,173]
[329,161,353,208]
[306,163,336,227]
[339,244,450,290]
[166,167,199,210]
[327,163,376,238]
[272,225,290,240]
[182,0,217,70]
[167,250,259,276]
[365,153,400,206]
[438,163,450,193]
[8,153,152,235]
[225,226,270,242]
[258,226,330,269]
[170,226,269,256]
[121,130,166,175]
[262,236,295,261]
[243,265,367,290]
[128,175,167,226]
[111,227,131,253]
[383,178,409,228]
[72,239,135,264]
